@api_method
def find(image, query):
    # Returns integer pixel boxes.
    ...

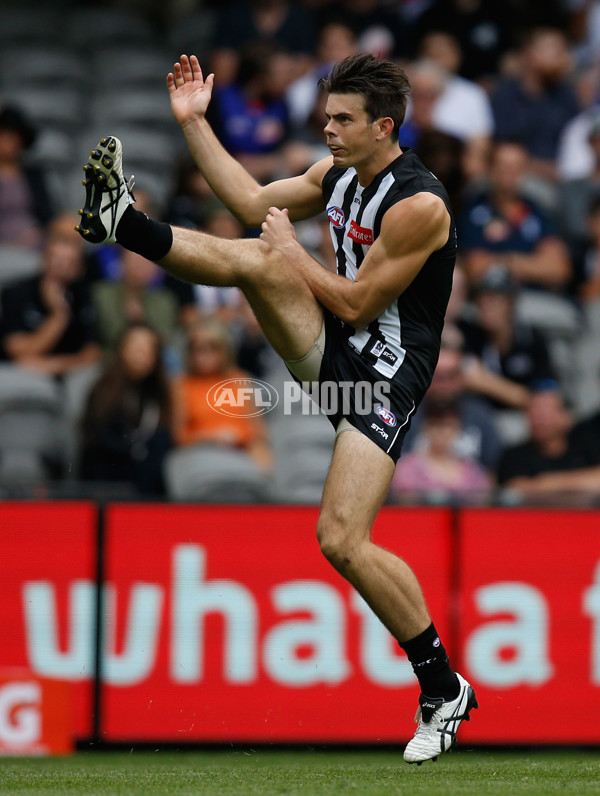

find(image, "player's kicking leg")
[75,136,477,763]
[318,428,477,764]
[75,136,322,361]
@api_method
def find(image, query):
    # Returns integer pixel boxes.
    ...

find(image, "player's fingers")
[190,55,203,82]
[166,72,175,92]
[180,54,194,82]
[173,62,185,87]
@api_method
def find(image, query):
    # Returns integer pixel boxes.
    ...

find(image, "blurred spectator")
[491,28,579,180]
[283,84,331,178]
[389,402,492,503]
[286,22,356,130]
[414,0,512,82]
[174,318,272,471]
[404,344,503,471]
[0,214,100,376]
[208,42,294,182]
[557,113,600,247]
[210,0,315,86]
[0,105,54,248]
[557,103,600,180]
[400,59,446,149]
[418,31,493,181]
[458,141,571,291]
[188,202,246,326]
[496,382,600,497]
[233,295,278,378]
[92,248,180,352]
[320,0,407,60]
[90,188,196,326]
[572,196,600,303]
[80,323,173,495]
[165,155,217,230]
[416,130,466,215]
[460,265,556,410]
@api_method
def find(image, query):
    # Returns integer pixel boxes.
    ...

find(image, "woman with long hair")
[80,322,173,495]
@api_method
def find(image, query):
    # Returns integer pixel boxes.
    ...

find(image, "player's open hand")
[167,55,214,127]
[260,207,297,253]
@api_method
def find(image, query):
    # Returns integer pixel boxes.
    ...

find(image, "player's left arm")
[261,193,451,327]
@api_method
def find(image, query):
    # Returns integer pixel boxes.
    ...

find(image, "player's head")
[319,53,410,143]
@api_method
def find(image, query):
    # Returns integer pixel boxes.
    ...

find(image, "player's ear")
[375,117,395,141]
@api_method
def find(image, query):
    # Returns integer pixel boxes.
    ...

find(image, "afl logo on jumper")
[376,405,397,427]
[327,206,345,228]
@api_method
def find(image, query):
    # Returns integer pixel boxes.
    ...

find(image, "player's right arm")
[167,55,329,225]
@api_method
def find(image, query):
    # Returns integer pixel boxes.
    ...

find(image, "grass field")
[0,749,599,795]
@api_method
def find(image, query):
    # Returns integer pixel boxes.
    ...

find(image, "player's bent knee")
[316,516,361,571]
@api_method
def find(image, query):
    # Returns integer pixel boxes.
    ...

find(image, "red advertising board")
[0,503,96,740]
[458,509,600,744]
[102,505,452,742]
[0,670,73,755]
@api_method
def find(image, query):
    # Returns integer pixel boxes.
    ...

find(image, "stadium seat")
[164,445,273,502]
[167,9,217,60]
[0,7,64,45]
[0,46,88,91]
[0,365,65,484]
[0,245,41,288]
[27,129,74,173]
[92,47,174,90]
[0,364,61,412]
[66,8,158,49]
[90,89,178,137]
[272,445,332,504]
[0,87,85,137]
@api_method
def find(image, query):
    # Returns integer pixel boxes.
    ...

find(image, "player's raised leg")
[317,428,477,763]
[75,135,323,361]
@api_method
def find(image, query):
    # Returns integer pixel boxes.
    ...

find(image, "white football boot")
[403,673,478,765]
[75,136,134,244]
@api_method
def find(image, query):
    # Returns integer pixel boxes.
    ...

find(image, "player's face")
[324,93,378,167]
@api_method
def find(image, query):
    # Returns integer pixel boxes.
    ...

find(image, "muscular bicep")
[351,193,451,326]
[249,157,331,223]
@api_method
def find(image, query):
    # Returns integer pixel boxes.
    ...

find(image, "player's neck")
[355,145,403,187]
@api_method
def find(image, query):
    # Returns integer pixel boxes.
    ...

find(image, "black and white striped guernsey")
[322,148,456,397]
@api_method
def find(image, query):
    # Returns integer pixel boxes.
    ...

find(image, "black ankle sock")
[115,205,173,261]
[399,623,460,701]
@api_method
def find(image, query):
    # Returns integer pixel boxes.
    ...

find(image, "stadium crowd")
[2,0,600,505]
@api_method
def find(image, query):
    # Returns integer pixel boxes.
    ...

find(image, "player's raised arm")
[167,55,328,225]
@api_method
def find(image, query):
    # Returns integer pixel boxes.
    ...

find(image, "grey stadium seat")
[92,47,174,90]
[0,365,65,484]
[0,47,88,91]
[165,445,273,502]
[66,8,158,50]
[0,245,41,288]
[0,87,85,136]
[90,90,178,137]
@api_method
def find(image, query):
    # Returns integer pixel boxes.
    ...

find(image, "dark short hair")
[319,53,411,142]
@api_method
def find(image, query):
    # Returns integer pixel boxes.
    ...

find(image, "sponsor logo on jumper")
[376,405,397,427]
[381,347,398,365]
[348,220,374,246]
[327,206,345,229]
[370,422,389,440]
[371,340,385,357]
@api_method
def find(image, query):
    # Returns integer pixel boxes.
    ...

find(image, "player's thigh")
[317,427,395,551]
[240,245,324,362]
